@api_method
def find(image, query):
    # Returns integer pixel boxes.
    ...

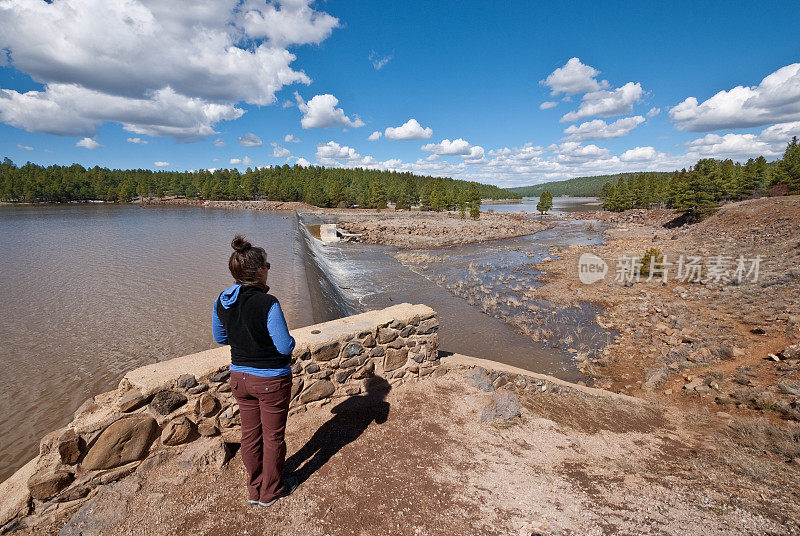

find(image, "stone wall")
[0,303,438,531]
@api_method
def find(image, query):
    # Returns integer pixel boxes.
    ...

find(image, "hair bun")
[231,234,252,253]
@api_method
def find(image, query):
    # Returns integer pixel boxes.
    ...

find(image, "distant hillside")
[509,172,672,197]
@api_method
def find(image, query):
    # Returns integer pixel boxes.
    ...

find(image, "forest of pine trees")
[600,137,800,213]
[0,160,518,210]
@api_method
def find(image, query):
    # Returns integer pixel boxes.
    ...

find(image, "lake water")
[482,196,601,214]
[0,205,313,481]
[0,203,605,481]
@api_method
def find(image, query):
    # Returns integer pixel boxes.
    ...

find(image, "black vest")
[215,285,290,369]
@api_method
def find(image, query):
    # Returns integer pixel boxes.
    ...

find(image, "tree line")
[0,159,519,210]
[509,172,670,198]
[600,137,800,213]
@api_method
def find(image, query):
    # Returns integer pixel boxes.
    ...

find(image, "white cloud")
[294,157,311,167]
[619,146,660,162]
[684,122,800,159]
[214,138,225,147]
[541,58,609,96]
[127,137,148,144]
[16,143,33,150]
[462,145,486,163]
[647,107,661,118]
[295,93,364,129]
[561,82,644,122]
[229,156,253,165]
[539,101,558,110]
[669,63,800,131]
[384,118,432,140]
[271,142,290,157]
[369,50,392,70]
[421,138,472,155]
[368,130,382,141]
[154,161,169,167]
[75,137,100,149]
[316,140,360,161]
[562,116,645,141]
[284,134,299,143]
[238,133,263,147]
[0,84,243,139]
[0,0,339,139]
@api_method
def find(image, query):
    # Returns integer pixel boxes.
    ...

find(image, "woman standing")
[211,234,298,507]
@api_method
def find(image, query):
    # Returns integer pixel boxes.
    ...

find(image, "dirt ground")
[329,209,553,248]
[20,366,800,536]
[528,197,800,427]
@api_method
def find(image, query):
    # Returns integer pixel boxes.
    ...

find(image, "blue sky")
[1,0,799,187]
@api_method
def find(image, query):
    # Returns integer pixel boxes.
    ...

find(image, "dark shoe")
[257,476,298,508]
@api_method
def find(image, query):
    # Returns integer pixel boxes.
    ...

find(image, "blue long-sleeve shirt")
[212,283,294,377]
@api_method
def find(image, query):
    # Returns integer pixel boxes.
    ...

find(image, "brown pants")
[230,371,292,502]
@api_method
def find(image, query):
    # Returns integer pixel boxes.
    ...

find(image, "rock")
[370,346,386,357]
[196,394,220,417]
[290,379,303,400]
[58,477,141,536]
[466,370,495,392]
[304,363,321,374]
[216,382,231,393]
[99,461,140,484]
[299,380,335,403]
[352,360,375,379]
[58,429,82,465]
[54,483,92,503]
[0,458,35,527]
[383,348,409,371]
[210,369,230,383]
[400,325,416,338]
[377,327,398,344]
[221,427,242,444]
[27,469,73,500]
[340,355,362,368]
[783,344,800,360]
[81,415,158,471]
[187,383,208,395]
[335,368,355,383]
[478,391,521,422]
[117,389,152,413]
[341,341,364,359]
[150,390,187,415]
[362,333,376,347]
[778,383,800,396]
[416,318,439,335]
[312,341,340,361]
[175,437,232,473]
[197,421,219,437]
[161,416,194,446]
[177,374,198,389]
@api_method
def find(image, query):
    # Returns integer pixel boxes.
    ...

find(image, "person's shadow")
[285,376,390,484]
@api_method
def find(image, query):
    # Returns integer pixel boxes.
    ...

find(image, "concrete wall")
[0,303,439,530]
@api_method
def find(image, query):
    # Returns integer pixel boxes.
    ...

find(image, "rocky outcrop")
[0,303,440,532]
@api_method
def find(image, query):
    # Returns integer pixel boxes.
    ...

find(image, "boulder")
[362,333,376,347]
[197,421,219,437]
[377,327,398,344]
[58,477,141,536]
[150,390,187,415]
[81,415,158,471]
[383,348,409,371]
[160,416,194,446]
[117,389,152,413]
[196,394,220,417]
[299,380,335,403]
[370,346,386,357]
[27,469,73,500]
[177,374,198,390]
[335,368,355,383]
[0,458,35,527]
[341,341,364,359]
[312,341,340,361]
[58,428,82,465]
[175,437,231,473]
[478,391,521,423]
[210,369,230,383]
[290,378,304,400]
[416,318,439,335]
[352,360,375,379]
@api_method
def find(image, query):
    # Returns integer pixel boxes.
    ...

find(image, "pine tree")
[537,190,553,214]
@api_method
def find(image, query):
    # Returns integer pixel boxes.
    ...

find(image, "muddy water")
[0,205,314,481]
[301,214,610,382]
